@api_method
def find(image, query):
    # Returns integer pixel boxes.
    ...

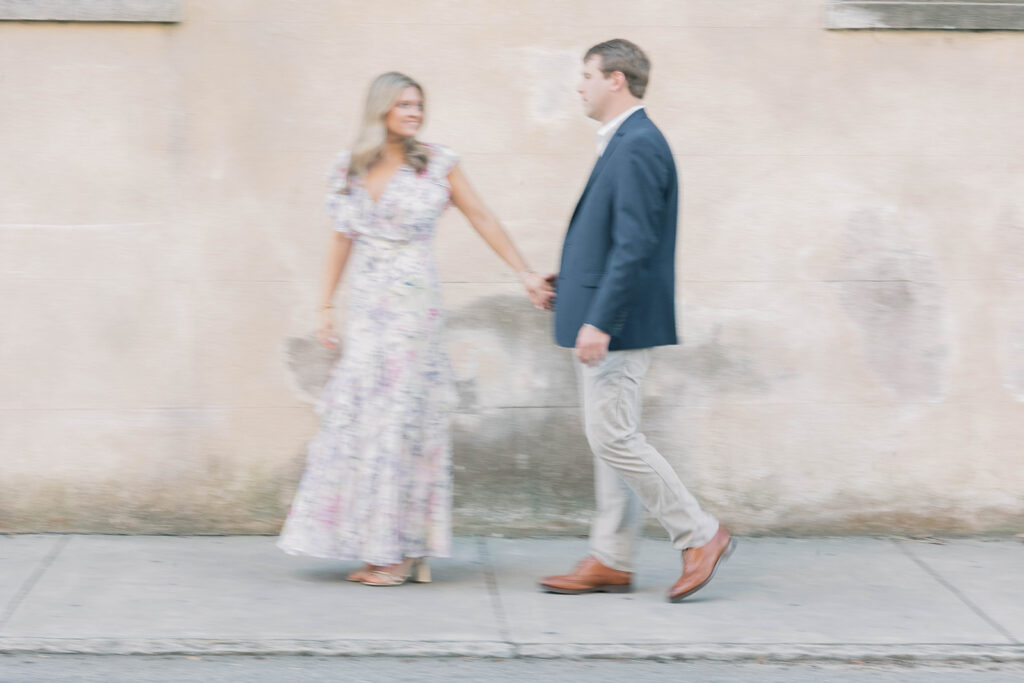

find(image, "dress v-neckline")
[364,164,407,205]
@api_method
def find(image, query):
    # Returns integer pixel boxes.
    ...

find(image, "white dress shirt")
[595,104,645,156]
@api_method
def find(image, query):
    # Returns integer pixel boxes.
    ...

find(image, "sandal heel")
[412,559,432,583]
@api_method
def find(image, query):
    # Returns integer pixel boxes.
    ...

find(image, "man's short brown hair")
[585,39,650,99]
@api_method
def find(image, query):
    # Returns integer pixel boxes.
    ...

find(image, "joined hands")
[522,271,556,311]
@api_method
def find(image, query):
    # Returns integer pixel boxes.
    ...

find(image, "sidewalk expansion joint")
[0,535,70,632]
[893,538,1020,645]
[477,538,517,653]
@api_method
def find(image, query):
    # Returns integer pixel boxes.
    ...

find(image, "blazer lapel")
[568,110,646,226]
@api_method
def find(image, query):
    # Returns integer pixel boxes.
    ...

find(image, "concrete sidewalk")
[1,535,1022,663]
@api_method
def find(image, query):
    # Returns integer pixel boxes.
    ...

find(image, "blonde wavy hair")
[347,72,431,183]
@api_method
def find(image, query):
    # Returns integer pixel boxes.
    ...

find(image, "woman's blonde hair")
[348,72,430,182]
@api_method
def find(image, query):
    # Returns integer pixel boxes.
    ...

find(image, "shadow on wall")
[445,293,576,410]
[447,294,595,533]
[281,291,786,534]
[832,208,948,403]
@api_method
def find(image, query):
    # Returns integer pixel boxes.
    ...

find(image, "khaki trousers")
[577,349,718,572]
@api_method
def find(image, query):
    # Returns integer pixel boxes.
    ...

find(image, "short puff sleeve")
[324,151,355,236]
[427,143,460,180]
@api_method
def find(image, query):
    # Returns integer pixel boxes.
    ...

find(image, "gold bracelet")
[318,303,334,311]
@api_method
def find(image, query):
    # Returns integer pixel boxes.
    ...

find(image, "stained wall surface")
[2,1,1022,533]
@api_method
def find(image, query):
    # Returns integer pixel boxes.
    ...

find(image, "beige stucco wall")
[2,0,1022,534]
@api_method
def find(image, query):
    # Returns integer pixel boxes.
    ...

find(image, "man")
[539,39,734,602]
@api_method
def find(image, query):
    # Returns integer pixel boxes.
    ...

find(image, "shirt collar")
[596,105,645,155]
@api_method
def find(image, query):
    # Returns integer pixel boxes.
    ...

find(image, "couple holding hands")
[277,39,735,603]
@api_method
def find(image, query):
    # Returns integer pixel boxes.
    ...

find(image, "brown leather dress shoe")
[539,556,632,594]
[667,526,736,603]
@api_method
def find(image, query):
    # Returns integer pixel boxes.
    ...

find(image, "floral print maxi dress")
[277,144,459,565]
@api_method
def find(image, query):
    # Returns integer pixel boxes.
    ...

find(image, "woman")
[277,72,552,586]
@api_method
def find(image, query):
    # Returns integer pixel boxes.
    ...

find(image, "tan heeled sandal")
[360,558,431,587]
[346,564,378,582]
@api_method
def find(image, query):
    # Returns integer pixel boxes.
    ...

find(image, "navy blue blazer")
[554,109,679,350]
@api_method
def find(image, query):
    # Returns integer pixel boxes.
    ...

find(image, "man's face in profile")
[577,55,614,122]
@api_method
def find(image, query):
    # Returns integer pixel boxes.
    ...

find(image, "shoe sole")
[667,537,737,603]
[539,583,633,595]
